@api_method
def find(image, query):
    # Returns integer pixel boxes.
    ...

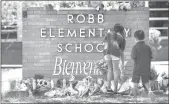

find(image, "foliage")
[1,1,145,27]
[149,29,161,49]
[95,59,108,75]
[130,1,145,8]
[1,1,18,27]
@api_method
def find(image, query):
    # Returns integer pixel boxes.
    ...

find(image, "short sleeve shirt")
[131,41,153,75]
[103,33,125,58]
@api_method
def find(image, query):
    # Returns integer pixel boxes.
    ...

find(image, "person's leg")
[133,83,139,97]
[142,75,151,92]
[144,82,156,100]
[131,73,140,97]
[112,60,120,93]
[142,75,155,99]
[104,55,113,90]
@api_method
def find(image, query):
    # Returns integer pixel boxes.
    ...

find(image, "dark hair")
[134,30,145,40]
[103,30,126,51]
[103,31,113,43]
[113,24,126,51]
[114,23,125,37]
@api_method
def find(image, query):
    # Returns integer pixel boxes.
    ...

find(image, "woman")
[103,24,126,93]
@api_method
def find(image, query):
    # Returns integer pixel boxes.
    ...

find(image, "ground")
[2,91,168,103]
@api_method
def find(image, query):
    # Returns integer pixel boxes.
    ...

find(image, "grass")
[2,91,168,103]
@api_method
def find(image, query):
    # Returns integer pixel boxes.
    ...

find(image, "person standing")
[131,30,154,98]
[103,24,126,93]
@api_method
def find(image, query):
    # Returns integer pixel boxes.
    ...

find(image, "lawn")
[2,91,168,103]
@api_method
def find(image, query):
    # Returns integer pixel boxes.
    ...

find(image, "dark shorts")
[132,73,150,84]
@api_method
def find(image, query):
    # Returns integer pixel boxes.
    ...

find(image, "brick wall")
[23,7,149,80]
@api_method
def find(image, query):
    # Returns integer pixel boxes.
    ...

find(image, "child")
[103,23,126,93]
[131,30,154,97]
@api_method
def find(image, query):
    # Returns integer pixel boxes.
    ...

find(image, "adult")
[103,24,126,93]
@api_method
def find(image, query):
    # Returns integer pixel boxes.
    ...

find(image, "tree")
[1,1,18,27]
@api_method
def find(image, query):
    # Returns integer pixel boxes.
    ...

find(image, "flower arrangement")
[95,59,108,76]
[149,28,161,50]
[130,1,145,8]
[150,65,158,81]
[157,72,169,93]
[148,28,162,59]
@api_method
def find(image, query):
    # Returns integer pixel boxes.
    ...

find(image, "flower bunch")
[149,28,161,50]
[130,1,145,8]
[96,1,132,12]
[150,65,158,81]
[157,72,169,92]
[95,59,108,75]
[148,28,162,60]
[118,2,132,11]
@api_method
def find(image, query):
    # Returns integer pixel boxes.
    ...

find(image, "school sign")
[23,7,149,80]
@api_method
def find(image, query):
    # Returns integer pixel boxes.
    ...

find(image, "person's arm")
[120,50,125,74]
[103,42,108,50]
[131,45,137,59]
[118,35,126,74]
[149,46,153,60]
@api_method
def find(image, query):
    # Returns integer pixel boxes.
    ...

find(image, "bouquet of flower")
[150,65,158,81]
[149,29,161,50]
[148,28,162,59]
[130,1,145,8]
[95,59,108,75]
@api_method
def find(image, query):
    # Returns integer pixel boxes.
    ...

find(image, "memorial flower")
[148,28,162,59]
[150,65,158,81]
[95,59,108,75]
[149,28,162,50]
